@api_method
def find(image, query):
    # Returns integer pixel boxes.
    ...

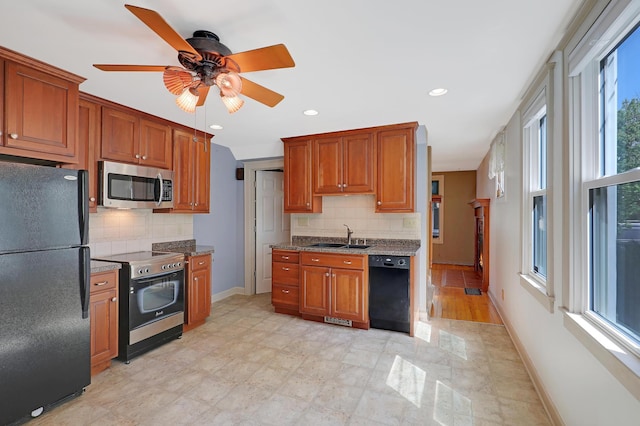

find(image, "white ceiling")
[1,0,583,171]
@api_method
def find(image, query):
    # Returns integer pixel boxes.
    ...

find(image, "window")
[567,0,640,395]
[588,23,640,347]
[431,175,444,244]
[520,62,556,311]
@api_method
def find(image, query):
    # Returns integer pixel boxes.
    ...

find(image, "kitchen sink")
[307,243,347,248]
[306,243,371,249]
[342,244,370,249]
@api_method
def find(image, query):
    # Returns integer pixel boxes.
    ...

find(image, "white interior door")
[255,170,290,294]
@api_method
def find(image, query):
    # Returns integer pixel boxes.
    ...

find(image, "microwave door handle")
[156,173,164,207]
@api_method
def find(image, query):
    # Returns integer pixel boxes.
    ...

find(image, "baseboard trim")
[488,291,564,426]
[211,286,246,303]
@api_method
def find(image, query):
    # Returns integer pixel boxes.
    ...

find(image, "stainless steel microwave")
[99,161,174,209]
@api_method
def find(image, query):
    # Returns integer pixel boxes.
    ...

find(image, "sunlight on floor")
[438,330,467,360]
[385,355,426,408]
[414,321,432,343]
[434,380,473,425]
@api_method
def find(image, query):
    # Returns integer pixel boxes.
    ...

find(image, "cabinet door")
[342,133,375,193]
[284,139,321,213]
[139,118,172,169]
[300,265,330,316]
[188,266,211,324]
[376,127,415,212]
[331,268,367,322]
[78,98,100,212]
[313,137,342,194]
[4,62,79,163]
[172,129,195,211]
[90,288,118,375]
[193,136,210,212]
[101,107,139,164]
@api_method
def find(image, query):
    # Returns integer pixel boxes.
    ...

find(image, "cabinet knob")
[311,258,320,262]
[325,272,330,277]
[194,203,198,207]
[282,256,289,260]
[190,202,194,206]
[343,183,347,188]
[377,201,382,206]
[89,197,96,202]
[306,202,310,207]
[198,261,206,265]
[142,155,147,160]
[282,289,290,294]
[343,260,352,265]
[135,154,140,159]
[10,133,18,139]
[282,267,290,271]
[94,281,108,287]
[337,184,342,188]
[111,297,117,302]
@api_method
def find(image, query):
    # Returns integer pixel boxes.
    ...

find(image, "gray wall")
[193,143,244,294]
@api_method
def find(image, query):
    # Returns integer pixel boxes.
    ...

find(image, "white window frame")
[519,57,559,313]
[565,0,640,398]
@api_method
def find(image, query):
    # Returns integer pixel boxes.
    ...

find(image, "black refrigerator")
[0,162,91,425]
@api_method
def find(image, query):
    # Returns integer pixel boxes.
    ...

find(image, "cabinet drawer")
[272,284,299,307]
[190,254,211,272]
[273,262,299,286]
[300,252,365,270]
[273,249,299,264]
[90,270,118,294]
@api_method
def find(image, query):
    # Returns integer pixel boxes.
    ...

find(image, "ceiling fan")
[94,4,295,113]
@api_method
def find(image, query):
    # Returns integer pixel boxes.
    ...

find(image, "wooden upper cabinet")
[171,128,210,213]
[283,139,321,213]
[101,106,172,169]
[376,123,417,212]
[77,97,101,212]
[313,132,374,195]
[1,53,83,163]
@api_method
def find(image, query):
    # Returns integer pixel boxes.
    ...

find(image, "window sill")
[562,309,640,401]
[519,273,554,312]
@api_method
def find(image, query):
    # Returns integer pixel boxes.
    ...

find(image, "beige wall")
[431,170,476,265]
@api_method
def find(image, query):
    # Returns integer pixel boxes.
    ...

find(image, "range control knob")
[137,269,144,275]
[397,259,407,266]
[161,265,166,270]
[145,268,150,274]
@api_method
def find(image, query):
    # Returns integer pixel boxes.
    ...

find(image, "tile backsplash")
[88,208,193,256]
[290,195,421,241]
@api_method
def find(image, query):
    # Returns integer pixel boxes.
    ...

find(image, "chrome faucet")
[344,224,353,245]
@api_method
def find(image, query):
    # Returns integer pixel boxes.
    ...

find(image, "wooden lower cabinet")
[90,270,118,376]
[300,252,368,328]
[184,253,212,332]
[271,249,300,315]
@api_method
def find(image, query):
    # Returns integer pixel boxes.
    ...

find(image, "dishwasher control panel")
[369,255,410,269]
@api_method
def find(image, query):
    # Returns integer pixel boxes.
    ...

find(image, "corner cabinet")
[77,96,101,212]
[184,253,212,332]
[300,252,369,328]
[0,47,84,163]
[90,270,118,376]
[376,123,417,212]
[282,138,322,213]
[101,106,173,170]
[172,129,211,213]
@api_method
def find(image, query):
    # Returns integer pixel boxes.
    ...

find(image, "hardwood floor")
[429,263,503,325]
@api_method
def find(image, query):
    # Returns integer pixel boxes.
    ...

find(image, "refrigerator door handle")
[80,247,91,319]
[78,170,89,245]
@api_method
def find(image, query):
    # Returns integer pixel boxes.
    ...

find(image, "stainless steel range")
[93,251,185,362]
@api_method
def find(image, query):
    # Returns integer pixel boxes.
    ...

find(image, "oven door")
[129,270,184,330]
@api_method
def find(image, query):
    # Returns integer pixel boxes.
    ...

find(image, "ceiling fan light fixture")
[216,71,242,97]
[220,93,244,114]
[163,67,194,95]
[176,87,199,113]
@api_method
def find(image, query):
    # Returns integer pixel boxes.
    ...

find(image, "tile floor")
[29,294,550,425]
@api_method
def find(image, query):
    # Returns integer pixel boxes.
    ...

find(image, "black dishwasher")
[369,255,410,333]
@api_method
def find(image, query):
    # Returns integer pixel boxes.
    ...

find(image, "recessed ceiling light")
[303,109,319,116]
[429,88,448,97]
[209,124,223,130]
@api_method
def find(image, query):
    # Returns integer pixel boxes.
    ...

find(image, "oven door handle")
[135,271,181,285]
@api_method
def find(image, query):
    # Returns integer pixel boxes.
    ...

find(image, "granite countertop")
[152,239,215,257]
[91,260,122,274]
[271,236,420,256]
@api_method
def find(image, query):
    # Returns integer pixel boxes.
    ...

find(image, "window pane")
[600,24,640,176]
[590,183,640,343]
[539,115,547,190]
[533,195,547,277]
[432,181,439,195]
[432,202,440,238]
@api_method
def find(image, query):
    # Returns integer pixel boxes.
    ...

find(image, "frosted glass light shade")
[221,94,244,113]
[163,68,194,95]
[216,72,242,97]
[176,88,199,113]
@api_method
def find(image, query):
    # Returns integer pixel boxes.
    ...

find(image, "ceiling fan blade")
[124,4,202,61]
[240,77,284,107]
[93,64,168,72]
[196,85,210,107]
[227,44,295,73]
